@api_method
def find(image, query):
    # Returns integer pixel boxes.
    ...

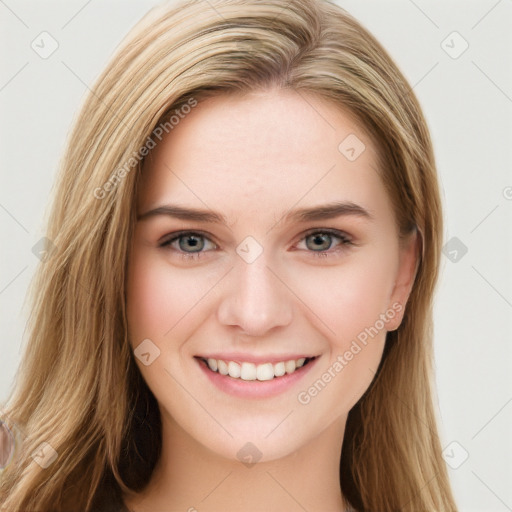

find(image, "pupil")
[308,234,331,251]
[180,235,203,252]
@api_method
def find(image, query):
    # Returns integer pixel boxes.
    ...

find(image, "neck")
[124,412,348,512]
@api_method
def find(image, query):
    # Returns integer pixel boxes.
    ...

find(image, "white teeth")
[256,363,274,381]
[228,361,241,378]
[217,360,229,375]
[284,360,296,374]
[203,357,311,381]
[240,362,257,380]
[273,361,286,377]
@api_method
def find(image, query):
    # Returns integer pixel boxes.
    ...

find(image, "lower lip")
[196,357,318,399]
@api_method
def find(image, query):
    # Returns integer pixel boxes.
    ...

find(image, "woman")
[0,0,457,510]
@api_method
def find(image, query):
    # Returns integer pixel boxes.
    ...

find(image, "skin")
[124,89,418,512]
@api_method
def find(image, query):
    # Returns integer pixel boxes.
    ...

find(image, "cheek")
[125,249,219,409]
[289,251,397,345]
[287,250,397,411]
[126,249,215,344]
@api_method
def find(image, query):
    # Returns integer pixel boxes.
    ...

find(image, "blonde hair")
[0,0,457,510]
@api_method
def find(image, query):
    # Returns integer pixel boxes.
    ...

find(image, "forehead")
[137,89,391,228]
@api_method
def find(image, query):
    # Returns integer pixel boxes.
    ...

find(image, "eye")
[295,228,354,258]
[158,228,354,262]
[159,231,217,261]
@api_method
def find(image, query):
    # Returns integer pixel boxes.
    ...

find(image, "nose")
[216,254,293,337]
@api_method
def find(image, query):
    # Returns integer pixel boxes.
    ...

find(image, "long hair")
[0,0,457,510]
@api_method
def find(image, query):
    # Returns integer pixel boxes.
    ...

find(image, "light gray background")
[1,1,511,510]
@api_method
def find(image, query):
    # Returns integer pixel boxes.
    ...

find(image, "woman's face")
[126,89,418,463]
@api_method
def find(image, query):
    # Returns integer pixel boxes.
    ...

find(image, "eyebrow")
[137,201,374,225]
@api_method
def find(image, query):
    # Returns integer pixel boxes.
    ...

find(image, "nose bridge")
[217,251,293,336]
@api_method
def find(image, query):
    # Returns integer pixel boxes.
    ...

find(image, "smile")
[200,356,315,381]
[195,353,319,399]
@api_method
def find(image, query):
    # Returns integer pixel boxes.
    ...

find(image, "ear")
[387,228,421,331]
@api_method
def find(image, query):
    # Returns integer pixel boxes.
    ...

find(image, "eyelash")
[158,228,354,262]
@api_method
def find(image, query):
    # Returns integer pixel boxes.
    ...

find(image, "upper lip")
[196,353,317,364]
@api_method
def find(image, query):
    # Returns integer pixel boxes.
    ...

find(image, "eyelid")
[158,230,217,246]
[159,228,352,248]
[158,227,355,263]
[296,227,353,244]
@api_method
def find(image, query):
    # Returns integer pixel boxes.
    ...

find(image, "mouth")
[193,352,320,398]
[197,355,317,382]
